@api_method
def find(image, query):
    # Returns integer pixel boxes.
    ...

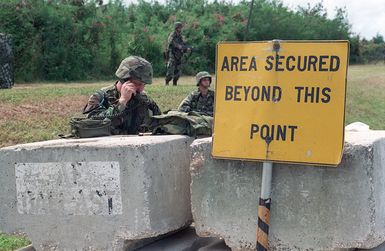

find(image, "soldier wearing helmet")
[165,21,191,86]
[83,56,161,134]
[178,71,215,116]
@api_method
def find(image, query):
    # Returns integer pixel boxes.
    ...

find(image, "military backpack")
[59,117,112,138]
[149,111,213,137]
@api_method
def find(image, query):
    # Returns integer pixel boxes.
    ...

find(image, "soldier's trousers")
[0,63,13,89]
[0,34,14,89]
[165,57,182,85]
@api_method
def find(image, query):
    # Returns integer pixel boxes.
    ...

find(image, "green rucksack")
[149,111,213,137]
[59,117,112,138]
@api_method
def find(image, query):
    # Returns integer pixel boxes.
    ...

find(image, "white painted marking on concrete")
[15,162,122,215]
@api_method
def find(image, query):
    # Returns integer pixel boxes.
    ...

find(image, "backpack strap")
[58,133,76,139]
[83,89,108,115]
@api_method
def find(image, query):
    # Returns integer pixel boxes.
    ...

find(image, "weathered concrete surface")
[345,121,370,132]
[0,135,194,250]
[190,130,385,251]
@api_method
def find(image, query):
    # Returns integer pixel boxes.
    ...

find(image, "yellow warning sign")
[212,40,349,166]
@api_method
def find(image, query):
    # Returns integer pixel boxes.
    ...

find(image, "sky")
[123,0,385,39]
[280,0,385,39]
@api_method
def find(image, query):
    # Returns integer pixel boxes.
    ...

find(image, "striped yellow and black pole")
[256,161,273,251]
[256,197,271,250]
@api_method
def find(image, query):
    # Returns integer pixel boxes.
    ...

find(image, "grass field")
[345,64,385,128]
[0,76,198,148]
[0,64,384,249]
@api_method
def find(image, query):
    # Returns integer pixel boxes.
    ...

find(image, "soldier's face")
[176,27,182,34]
[199,78,211,88]
[131,79,145,93]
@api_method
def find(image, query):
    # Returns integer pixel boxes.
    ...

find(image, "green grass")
[0,233,30,251]
[345,64,385,128]
[0,78,198,111]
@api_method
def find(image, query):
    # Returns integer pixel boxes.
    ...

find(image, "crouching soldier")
[83,56,161,134]
[178,71,215,116]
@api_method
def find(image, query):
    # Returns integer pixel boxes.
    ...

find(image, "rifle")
[163,45,198,64]
[182,45,199,53]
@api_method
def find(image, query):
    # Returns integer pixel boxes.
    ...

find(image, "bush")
[2,0,380,82]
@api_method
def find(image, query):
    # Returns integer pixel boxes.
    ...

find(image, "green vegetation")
[346,64,385,128]
[0,233,30,251]
[3,0,382,82]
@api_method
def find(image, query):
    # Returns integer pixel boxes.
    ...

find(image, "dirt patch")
[0,95,87,123]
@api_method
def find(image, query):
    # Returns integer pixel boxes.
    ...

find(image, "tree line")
[0,0,384,82]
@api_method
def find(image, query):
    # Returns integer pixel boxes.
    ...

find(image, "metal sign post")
[255,42,279,250]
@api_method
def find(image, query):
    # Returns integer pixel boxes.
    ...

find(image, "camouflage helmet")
[174,22,183,29]
[115,56,153,85]
[195,71,212,86]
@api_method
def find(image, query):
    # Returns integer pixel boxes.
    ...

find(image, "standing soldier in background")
[165,22,191,86]
[0,33,14,89]
[178,71,215,116]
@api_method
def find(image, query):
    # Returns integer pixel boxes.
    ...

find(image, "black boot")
[165,77,172,86]
[172,79,178,86]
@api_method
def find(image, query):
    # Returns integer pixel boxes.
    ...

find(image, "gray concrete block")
[190,130,385,251]
[0,135,194,250]
[345,122,370,132]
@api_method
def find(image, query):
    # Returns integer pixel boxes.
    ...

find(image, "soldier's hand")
[186,47,192,52]
[119,82,136,104]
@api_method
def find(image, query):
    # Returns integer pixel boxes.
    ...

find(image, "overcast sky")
[280,0,385,39]
[123,0,385,39]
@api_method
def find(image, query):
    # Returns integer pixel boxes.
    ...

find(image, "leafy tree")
[0,0,367,82]
[372,33,384,44]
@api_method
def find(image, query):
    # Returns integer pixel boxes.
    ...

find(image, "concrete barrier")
[190,130,385,251]
[0,135,194,250]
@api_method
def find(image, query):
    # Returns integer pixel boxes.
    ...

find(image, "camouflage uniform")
[178,71,215,116]
[165,22,187,86]
[83,56,161,134]
[178,89,215,116]
[0,33,14,89]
